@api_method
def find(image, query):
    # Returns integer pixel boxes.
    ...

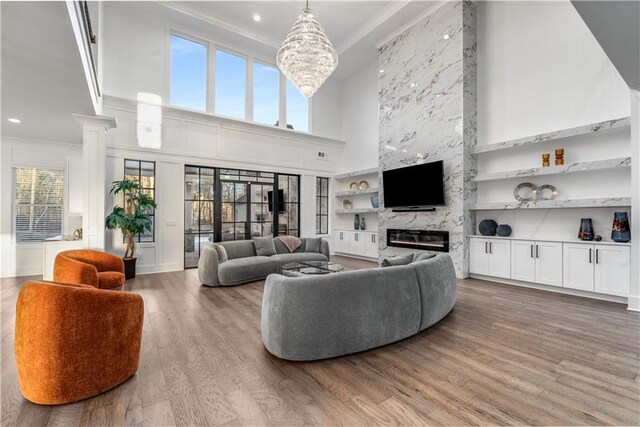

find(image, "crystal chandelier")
[277,1,338,98]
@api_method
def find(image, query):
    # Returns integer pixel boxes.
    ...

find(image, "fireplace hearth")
[386,229,449,252]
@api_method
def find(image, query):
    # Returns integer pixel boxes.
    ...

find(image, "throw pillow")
[305,237,322,253]
[253,236,277,256]
[277,236,303,253]
[413,252,436,263]
[213,244,228,263]
[380,253,414,267]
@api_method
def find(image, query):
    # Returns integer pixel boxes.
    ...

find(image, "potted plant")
[105,179,157,279]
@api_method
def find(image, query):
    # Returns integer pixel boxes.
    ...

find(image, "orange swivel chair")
[15,281,144,405]
[54,249,126,289]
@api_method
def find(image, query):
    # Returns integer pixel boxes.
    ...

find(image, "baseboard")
[469,274,628,305]
[627,295,640,312]
[333,252,378,262]
[136,263,183,275]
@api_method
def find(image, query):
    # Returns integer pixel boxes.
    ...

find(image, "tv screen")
[267,189,285,213]
[382,160,445,208]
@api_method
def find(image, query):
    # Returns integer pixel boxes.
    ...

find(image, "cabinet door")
[488,240,511,278]
[563,244,594,291]
[535,241,563,287]
[335,231,345,253]
[511,240,535,282]
[352,232,366,256]
[364,233,378,258]
[469,238,489,275]
[594,245,630,296]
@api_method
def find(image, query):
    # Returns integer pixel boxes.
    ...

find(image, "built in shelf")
[470,197,631,211]
[473,117,630,155]
[470,235,631,247]
[335,188,379,197]
[472,157,631,182]
[335,208,380,214]
[333,167,379,180]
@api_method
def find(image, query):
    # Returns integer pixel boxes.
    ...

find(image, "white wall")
[477,0,630,146]
[341,61,380,173]
[101,2,343,141]
[630,90,639,311]
[0,138,82,277]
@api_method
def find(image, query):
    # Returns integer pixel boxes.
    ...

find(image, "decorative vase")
[578,218,594,241]
[479,219,498,236]
[370,196,379,208]
[496,224,512,237]
[360,217,366,230]
[611,211,630,243]
[354,214,360,230]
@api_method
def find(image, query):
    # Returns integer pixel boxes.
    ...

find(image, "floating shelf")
[470,197,631,210]
[472,157,631,182]
[335,188,379,197]
[473,117,630,155]
[335,208,380,214]
[333,167,379,180]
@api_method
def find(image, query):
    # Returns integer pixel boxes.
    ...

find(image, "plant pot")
[123,257,137,280]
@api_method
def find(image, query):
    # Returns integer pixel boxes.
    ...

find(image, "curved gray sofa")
[261,253,456,361]
[198,238,330,286]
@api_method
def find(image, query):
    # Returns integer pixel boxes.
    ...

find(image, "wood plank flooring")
[1,256,639,426]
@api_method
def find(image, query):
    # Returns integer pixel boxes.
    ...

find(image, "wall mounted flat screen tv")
[382,160,445,208]
[267,189,285,213]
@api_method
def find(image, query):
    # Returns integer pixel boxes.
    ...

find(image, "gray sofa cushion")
[198,245,220,286]
[305,237,321,253]
[253,236,277,256]
[270,252,328,269]
[413,252,436,262]
[380,253,414,267]
[213,244,228,263]
[218,256,278,286]
[262,264,422,361]
[219,240,256,260]
[412,254,457,331]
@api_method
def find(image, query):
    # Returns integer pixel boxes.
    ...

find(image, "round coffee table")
[281,261,345,276]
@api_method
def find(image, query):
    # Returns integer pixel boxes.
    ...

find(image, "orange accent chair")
[54,250,126,289]
[15,280,144,405]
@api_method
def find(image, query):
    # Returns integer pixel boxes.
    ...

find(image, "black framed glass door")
[184,166,215,268]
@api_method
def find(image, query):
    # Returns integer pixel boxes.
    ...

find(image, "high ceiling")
[1,1,95,143]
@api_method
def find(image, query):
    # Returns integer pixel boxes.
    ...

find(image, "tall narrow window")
[286,79,309,132]
[316,177,329,234]
[215,50,246,119]
[253,62,279,126]
[124,159,156,243]
[170,35,207,111]
[278,174,300,237]
[14,168,64,242]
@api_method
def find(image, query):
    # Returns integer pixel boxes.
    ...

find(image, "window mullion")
[246,57,254,122]
[207,42,216,114]
[279,72,287,129]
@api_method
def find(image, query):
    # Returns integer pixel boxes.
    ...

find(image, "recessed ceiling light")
[8,118,21,124]
[443,34,450,40]
[379,69,385,74]
[253,13,261,22]
[410,82,417,88]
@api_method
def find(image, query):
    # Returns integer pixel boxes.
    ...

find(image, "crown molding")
[157,1,282,49]
[375,1,448,49]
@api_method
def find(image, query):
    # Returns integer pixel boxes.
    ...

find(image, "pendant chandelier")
[277,0,338,98]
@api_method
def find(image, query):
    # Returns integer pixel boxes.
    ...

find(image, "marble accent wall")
[378,1,477,277]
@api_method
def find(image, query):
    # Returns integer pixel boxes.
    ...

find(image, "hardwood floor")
[2,255,639,426]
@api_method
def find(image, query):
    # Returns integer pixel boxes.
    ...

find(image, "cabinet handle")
[589,248,592,263]
[530,244,534,258]
[485,242,488,254]
[596,249,599,264]
[489,242,492,254]
[536,245,539,258]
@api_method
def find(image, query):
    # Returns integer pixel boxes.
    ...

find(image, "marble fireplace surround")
[378,0,477,278]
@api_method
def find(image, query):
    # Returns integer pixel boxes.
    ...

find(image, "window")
[14,168,64,242]
[184,166,215,268]
[253,62,279,125]
[215,50,246,119]
[278,174,300,237]
[124,159,156,243]
[286,79,309,132]
[170,35,207,111]
[316,177,329,234]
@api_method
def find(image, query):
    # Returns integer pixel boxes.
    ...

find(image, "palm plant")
[105,179,157,258]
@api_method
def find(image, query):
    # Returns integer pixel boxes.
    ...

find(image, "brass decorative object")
[555,148,564,165]
[358,180,369,190]
[349,182,359,191]
[342,199,353,209]
[542,153,550,167]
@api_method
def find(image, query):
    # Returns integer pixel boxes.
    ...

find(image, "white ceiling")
[1,1,94,143]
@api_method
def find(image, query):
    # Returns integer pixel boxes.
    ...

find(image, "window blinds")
[14,168,64,242]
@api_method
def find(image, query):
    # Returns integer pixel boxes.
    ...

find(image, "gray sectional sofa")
[198,237,330,286]
[261,253,456,361]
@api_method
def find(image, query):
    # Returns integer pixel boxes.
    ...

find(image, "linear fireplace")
[386,229,449,252]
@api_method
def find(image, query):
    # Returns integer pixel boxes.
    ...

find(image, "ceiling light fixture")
[443,34,450,40]
[8,118,21,124]
[379,69,385,74]
[253,13,261,22]
[277,0,338,98]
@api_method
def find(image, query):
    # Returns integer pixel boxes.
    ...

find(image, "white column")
[73,114,117,251]
[629,89,639,311]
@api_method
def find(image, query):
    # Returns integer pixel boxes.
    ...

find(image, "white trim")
[375,1,449,49]
[627,295,640,312]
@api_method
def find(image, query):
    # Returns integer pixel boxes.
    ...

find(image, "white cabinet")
[511,240,563,287]
[563,243,630,296]
[594,245,630,297]
[469,237,510,278]
[511,240,536,282]
[351,232,365,256]
[335,230,377,259]
[364,233,378,258]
